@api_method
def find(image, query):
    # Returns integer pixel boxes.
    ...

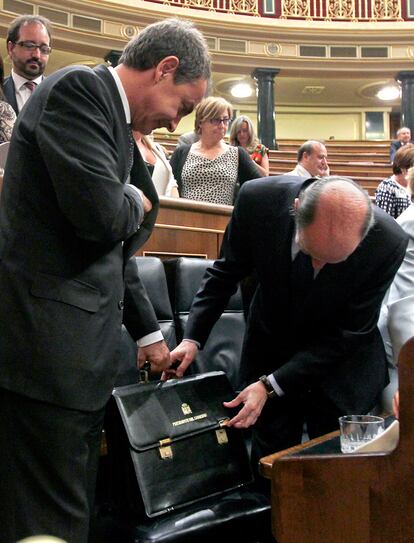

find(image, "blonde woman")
[133,130,179,197]
[170,96,260,205]
[229,115,269,177]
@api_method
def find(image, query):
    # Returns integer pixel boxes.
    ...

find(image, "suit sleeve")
[123,258,160,341]
[35,69,143,244]
[170,145,190,195]
[237,146,261,185]
[390,141,398,162]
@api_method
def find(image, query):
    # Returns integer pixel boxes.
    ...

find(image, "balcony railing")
[146,0,403,20]
[280,0,402,21]
[158,0,259,15]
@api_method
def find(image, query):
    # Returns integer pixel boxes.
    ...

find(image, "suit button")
[118,300,124,310]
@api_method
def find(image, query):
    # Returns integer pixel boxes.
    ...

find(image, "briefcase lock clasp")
[216,419,230,445]
[159,438,173,460]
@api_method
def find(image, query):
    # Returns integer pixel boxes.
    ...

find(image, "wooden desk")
[138,196,233,260]
[259,337,414,543]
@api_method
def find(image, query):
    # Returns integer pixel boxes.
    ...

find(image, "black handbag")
[112,371,253,517]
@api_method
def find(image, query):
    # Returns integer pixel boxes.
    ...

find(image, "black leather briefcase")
[112,371,253,517]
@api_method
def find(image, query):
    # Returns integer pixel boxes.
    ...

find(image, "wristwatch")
[259,375,276,399]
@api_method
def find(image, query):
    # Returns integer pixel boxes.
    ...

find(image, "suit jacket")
[185,176,408,414]
[0,64,159,411]
[379,204,414,365]
[390,140,414,162]
[3,75,46,116]
[3,76,18,115]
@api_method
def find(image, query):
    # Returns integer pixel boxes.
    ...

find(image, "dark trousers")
[0,387,105,543]
[250,390,343,489]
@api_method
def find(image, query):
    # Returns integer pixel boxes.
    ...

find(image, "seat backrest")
[135,256,176,350]
[164,257,245,392]
[116,257,176,387]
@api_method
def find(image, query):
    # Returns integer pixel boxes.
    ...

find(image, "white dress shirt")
[107,66,163,347]
[11,71,43,112]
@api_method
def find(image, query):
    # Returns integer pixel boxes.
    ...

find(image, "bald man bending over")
[168,175,408,478]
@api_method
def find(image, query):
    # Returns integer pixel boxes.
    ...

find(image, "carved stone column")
[396,71,414,134]
[251,68,280,150]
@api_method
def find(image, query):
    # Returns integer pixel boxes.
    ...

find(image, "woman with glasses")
[170,96,260,205]
[230,115,269,177]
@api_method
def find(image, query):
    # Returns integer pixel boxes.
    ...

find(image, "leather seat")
[92,256,271,543]
[164,257,246,392]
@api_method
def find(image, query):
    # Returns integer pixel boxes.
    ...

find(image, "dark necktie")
[24,81,37,93]
[290,250,314,316]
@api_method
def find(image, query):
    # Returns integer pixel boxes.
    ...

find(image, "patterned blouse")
[249,143,268,166]
[0,101,16,143]
[181,146,239,205]
[375,176,411,219]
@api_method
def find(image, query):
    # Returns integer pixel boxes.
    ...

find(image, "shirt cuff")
[183,338,201,349]
[268,373,285,396]
[137,330,164,347]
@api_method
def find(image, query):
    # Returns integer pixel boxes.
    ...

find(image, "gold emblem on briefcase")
[181,403,192,415]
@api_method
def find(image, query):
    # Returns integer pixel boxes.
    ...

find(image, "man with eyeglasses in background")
[4,14,52,115]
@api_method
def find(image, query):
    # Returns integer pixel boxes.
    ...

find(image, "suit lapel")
[92,64,160,259]
[93,64,130,184]
[3,77,19,116]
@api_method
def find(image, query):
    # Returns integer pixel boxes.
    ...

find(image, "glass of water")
[339,415,385,453]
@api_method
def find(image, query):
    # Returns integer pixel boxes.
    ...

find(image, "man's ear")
[294,197,300,210]
[6,41,13,57]
[155,56,179,82]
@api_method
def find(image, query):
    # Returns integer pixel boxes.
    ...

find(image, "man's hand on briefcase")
[162,339,199,380]
[138,339,170,374]
[224,381,268,429]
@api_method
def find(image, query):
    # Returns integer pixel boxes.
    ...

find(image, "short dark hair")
[119,18,211,84]
[7,15,52,45]
[295,176,374,240]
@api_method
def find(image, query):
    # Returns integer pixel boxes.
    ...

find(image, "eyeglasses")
[209,117,230,126]
[14,41,52,55]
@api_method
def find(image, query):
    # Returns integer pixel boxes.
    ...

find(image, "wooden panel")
[137,196,232,260]
[259,337,414,543]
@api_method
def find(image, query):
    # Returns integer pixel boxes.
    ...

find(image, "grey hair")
[397,126,411,136]
[119,18,211,84]
[229,115,258,147]
[294,176,375,240]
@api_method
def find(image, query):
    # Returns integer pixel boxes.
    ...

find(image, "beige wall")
[276,111,362,140]
[158,107,389,141]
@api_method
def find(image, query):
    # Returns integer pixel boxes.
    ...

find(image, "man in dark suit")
[4,14,52,115]
[390,126,413,162]
[168,176,408,476]
[0,18,210,543]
